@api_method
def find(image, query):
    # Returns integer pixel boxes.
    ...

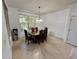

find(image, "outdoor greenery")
[20,15,37,30]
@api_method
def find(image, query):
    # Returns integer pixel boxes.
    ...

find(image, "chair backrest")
[39,30,44,38]
[45,27,48,31]
[36,27,38,32]
[44,27,48,38]
[12,29,18,35]
[11,29,18,41]
[31,27,35,33]
[24,30,28,37]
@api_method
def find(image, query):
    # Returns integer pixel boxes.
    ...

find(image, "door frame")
[66,15,77,46]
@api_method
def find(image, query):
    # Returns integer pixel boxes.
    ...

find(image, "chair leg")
[46,37,47,41]
[37,40,40,45]
[25,39,27,43]
[28,40,29,44]
[38,42,40,45]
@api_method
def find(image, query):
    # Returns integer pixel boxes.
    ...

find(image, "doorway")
[67,16,77,46]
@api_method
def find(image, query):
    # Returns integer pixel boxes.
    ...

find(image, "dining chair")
[44,27,48,41]
[31,27,35,33]
[36,27,38,32]
[11,29,18,41]
[24,30,32,44]
[34,36,39,44]
[38,30,44,44]
[33,30,42,44]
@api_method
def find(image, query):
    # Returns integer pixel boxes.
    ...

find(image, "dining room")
[3,0,77,59]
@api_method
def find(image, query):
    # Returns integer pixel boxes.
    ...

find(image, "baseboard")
[65,41,77,47]
[48,34,64,40]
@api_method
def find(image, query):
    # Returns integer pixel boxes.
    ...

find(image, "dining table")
[30,32,39,36]
[29,32,39,43]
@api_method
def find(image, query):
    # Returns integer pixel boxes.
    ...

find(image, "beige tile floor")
[12,36,76,59]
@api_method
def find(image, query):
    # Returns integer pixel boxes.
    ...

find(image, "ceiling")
[5,0,76,15]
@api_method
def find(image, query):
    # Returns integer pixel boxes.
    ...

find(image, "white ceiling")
[5,0,76,15]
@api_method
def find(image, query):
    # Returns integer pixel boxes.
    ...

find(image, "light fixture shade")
[36,19,43,22]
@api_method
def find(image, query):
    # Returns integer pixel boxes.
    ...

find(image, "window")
[19,15,43,30]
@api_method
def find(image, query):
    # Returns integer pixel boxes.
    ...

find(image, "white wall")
[42,4,76,40]
[8,8,19,29]
[2,7,12,59]
[70,4,77,16]
[42,9,70,39]
[8,7,40,38]
[8,7,22,38]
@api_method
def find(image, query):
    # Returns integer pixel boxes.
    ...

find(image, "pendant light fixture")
[38,6,40,20]
[36,6,42,22]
